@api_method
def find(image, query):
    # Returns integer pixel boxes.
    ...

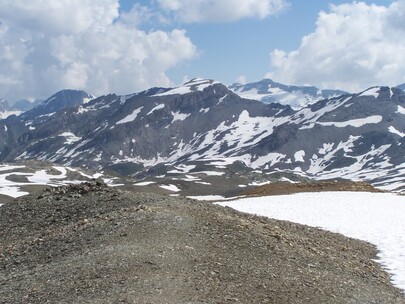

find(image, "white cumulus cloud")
[157,0,288,23]
[267,1,405,92]
[0,0,197,101]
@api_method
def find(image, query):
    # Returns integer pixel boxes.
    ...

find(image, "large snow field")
[217,191,405,294]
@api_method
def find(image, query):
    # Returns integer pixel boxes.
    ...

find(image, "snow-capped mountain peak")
[229,78,347,110]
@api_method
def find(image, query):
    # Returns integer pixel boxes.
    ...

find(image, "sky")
[0,0,404,102]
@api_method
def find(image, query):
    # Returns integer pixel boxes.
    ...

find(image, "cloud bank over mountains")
[0,0,197,101]
[268,1,405,92]
[0,0,404,101]
[156,0,288,23]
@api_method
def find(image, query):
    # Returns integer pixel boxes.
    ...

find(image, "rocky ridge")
[1,80,405,192]
[0,181,403,303]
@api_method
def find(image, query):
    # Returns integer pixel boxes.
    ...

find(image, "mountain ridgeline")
[1,79,405,191]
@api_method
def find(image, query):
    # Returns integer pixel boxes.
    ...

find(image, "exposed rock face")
[1,80,405,190]
[22,89,94,117]
[0,182,403,303]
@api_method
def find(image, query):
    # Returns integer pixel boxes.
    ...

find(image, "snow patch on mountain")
[309,143,392,183]
[251,153,286,168]
[159,184,181,192]
[294,150,305,162]
[318,143,334,155]
[316,115,383,128]
[388,126,405,137]
[59,132,82,145]
[116,107,144,125]
[190,110,290,159]
[147,104,165,115]
[172,111,190,122]
[397,106,405,115]
[307,136,361,175]
[359,87,380,98]
[295,96,353,127]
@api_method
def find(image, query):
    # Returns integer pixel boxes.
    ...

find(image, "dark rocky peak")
[24,89,94,118]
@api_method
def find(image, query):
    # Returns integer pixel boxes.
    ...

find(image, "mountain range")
[2,78,405,192]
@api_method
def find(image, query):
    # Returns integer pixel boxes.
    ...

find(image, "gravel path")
[1,181,403,303]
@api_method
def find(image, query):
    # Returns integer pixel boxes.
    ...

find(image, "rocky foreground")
[0,181,404,303]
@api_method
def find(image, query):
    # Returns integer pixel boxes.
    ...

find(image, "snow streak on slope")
[172,111,190,122]
[184,110,290,162]
[59,132,82,144]
[147,104,165,115]
[316,115,382,128]
[218,192,405,293]
[389,126,405,137]
[116,107,143,124]
[153,79,219,96]
[359,87,380,98]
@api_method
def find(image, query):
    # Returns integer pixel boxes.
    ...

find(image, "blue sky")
[118,0,398,87]
[0,0,403,101]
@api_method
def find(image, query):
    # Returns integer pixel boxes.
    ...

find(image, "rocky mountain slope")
[1,79,405,191]
[1,181,403,303]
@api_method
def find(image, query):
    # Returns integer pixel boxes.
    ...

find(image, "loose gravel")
[0,181,403,303]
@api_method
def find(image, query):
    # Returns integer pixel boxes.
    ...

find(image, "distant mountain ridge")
[2,79,405,191]
[229,79,347,109]
[11,99,43,112]
[396,83,405,91]
[0,97,43,119]
[23,89,95,118]
[0,98,22,119]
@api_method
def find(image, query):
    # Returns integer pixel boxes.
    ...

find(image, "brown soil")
[243,180,383,197]
[0,181,403,303]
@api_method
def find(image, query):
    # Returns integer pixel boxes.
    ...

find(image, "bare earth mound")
[243,180,383,197]
[0,182,403,303]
